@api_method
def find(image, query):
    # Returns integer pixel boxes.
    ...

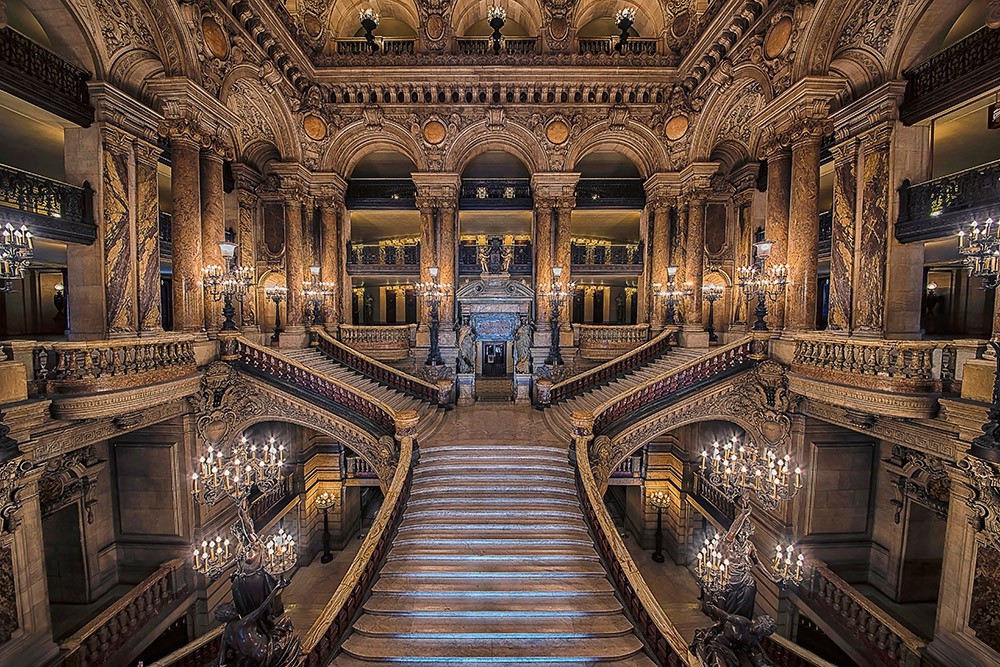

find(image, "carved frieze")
[38,445,101,523]
[0,458,31,535]
[884,445,951,523]
[835,0,903,55]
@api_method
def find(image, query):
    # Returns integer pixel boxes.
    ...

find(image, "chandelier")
[416,266,452,366]
[542,267,576,366]
[698,434,802,511]
[488,6,506,54]
[0,223,33,292]
[958,218,1000,289]
[303,265,336,326]
[654,265,692,326]
[202,241,255,331]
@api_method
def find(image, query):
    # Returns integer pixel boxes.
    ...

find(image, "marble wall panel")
[854,145,890,334]
[0,547,16,647]
[135,151,161,332]
[102,139,135,335]
[828,148,857,332]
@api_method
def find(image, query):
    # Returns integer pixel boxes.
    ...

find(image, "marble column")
[101,127,137,337]
[167,134,203,332]
[283,192,305,329]
[785,131,823,332]
[318,196,340,329]
[416,202,437,327]
[438,204,457,325]
[339,202,352,327]
[853,125,893,337]
[236,188,258,329]
[764,144,791,331]
[134,138,162,334]
[554,203,574,326]
[649,199,674,327]
[200,149,225,332]
[685,195,706,327]
[827,140,859,333]
[673,202,688,284]
[534,201,554,324]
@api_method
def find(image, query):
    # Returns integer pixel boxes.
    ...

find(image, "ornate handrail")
[335,37,415,55]
[575,422,694,666]
[456,37,537,55]
[547,327,678,404]
[319,328,447,405]
[577,37,658,56]
[338,323,415,361]
[31,335,197,395]
[0,27,93,127]
[346,455,378,479]
[570,241,643,267]
[147,626,221,667]
[235,337,398,434]
[592,338,757,434]
[761,634,840,667]
[0,162,96,244]
[60,558,188,667]
[791,335,956,393]
[804,559,926,667]
[302,434,414,665]
[574,324,650,361]
[347,240,419,267]
[248,476,294,527]
[896,158,1000,243]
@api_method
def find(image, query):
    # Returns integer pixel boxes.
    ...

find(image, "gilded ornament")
[426,15,445,41]
[671,11,691,38]
[202,15,230,59]
[764,16,792,60]
[422,120,447,145]
[545,120,570,145]
[303,114,328,141]
[665,115,689,141]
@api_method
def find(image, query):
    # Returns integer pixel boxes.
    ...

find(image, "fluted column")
[200,147,226,332]
[827,139,859,333]
[786,126,825,332]
[853,125,893,337]
[684,194,706,327]
[763,140,791,331]
[135,138,162,334]
[167,132,204,332]
[283,191,306,329]
[534,201,554,324]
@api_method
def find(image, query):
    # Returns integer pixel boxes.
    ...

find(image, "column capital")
[268,162,311,202]
[149,77,239,140]
[859,122,894,155]
[830,80,905,144]
[643,172,681,205]
[679,161,718,197]
[231,162,263,193]
[412,172,461,203]
[531,172,581,200]
[729,162,760,195]
[828,137,860,164]
[310,172,348,205]
[91,81,161,145]
[753,75,844,148]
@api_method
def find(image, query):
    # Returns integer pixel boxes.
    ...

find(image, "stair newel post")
[394,409,422,466]
[569,409,596,473]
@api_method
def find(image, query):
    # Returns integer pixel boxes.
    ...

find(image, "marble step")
[361,592,624,616]
[412,471,575,485]
[394,525,592,541]
[332,654,656,667]
[372,574,614,595]
[403,507,583,520]
[407,488,579,502]
[385,551,601,564]
[340,634,645,662]
[405,496,581,511]
[389,539,600,556]
[397,520,588,533]
[351,613,635,640]
[415,459,573,471]
[379,558,606,576]
[418,444,568,457]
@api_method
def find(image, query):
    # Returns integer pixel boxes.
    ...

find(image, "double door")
[482,342,507,377]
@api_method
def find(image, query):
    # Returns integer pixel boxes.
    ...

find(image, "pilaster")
[231,164,263,332]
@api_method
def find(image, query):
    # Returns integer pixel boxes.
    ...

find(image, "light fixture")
[302,265,336,327]
[488,6,506,54]
[542,267,576,365]
[737,239,787,331]
[416,266,452,366]
[648,490,669,563]
[316,491,337,564]
[654,265,693,326]
[614,7,636,52]
[359,7,381,52]
[703,283,724,342]
[265,285,288,345]
[0,223,33,292]
[202,241,255,331]
[958,218,1000,289]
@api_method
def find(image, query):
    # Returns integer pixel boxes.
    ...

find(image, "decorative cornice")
[90,82,162,145]
[48,374,201,422]
[830,80,905,144]
[411,172,461,202]
[531,172,581,200]
[751,76,845,152]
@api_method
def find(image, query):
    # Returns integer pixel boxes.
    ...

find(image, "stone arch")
[446,121,548,174]
[709,140,752,175]
[221,69,301,164]
[17,0,102,73]
[566,125,669,178]
[324,122,428,175]
[328,0,420,38]
[451,0,545,36]
[691,72,769,161]
[572,0,667,37]
[887,0,976,77]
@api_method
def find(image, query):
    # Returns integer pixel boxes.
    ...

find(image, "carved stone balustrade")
[346,240,420,274]
[456,37,538,56]
[248,476,294,528]
[577,38,658,56]
[335,38,415,55]
[0,162,96,244]
[60,558,188,667]
[574,324,650,360]
[337,324,416,362]
[803,559,927,667]
[896,158,1000,243]
[570,241,643,275]
[346,455,378,479]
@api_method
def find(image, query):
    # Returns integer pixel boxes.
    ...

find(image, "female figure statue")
[513,317,534,374]
[456,316,476,373]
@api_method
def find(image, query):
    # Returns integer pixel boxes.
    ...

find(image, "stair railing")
[317,328,450,406]
[545,326,679,405]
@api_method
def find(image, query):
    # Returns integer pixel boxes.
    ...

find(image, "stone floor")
[283,537,365,633]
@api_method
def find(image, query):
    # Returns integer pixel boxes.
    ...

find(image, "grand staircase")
[543,346,706,435]
[332,405,656,665]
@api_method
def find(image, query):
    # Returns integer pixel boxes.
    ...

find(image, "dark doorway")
[43,504,88,604]
[482,342,506,376]
[593,290,605,324]
[404,289,417,323]
[385,289,397,324]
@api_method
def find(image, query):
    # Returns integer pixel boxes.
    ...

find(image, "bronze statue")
[456,316,476,373]
[214,580,301,667]
[513,317,533,374]
[478,237,512,274]
[691,599,776,667]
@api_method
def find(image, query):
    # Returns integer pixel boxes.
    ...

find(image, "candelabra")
[543,267,576,366]
[737,240,788,331]
[316,491,336,564]
[488,6,506,54]
[266,285,287,345]
[202,241,254,331]
[359,7,380,51]
[614,7,636,52]
[654,265,692,326]
[416,266,451,366]
[302,266,336,326]
[648,490,669,563]
[0,223,33,292]
[703,283,724,342]
[53,281,66,322]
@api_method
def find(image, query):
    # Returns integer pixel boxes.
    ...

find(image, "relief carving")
[960,457,1000,553]
[38,445,102,523]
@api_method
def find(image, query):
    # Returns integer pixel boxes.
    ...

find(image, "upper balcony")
[347,240,420,275]
[0,162,96,245]
[895,158,1000,243]
[571,241,643,276]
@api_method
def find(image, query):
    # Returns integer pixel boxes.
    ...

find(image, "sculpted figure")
[513,317,534,374]
[456,316,477,373]
[214,581,301,667]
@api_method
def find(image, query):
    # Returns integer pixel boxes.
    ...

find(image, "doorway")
[43,503,88,604]
[482,342,507,376]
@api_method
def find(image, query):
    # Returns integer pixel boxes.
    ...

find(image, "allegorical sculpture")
[456,316,477,373]
[513,316,534,374]
[479,236,512,275]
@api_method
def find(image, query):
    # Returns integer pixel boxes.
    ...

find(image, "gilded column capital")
[531,172,580,200]
[201,134,235,162]
[860,123,894,155]
[159,113,205,148]
[412,172,461,205]
[828,137,860,164]
[758,127,790,159]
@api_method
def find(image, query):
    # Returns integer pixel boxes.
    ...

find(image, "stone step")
[332,654,657,667]
[379,558,606,577]
[405,497,581,511]
[372,574,614,595]
[389,539,600,556]
[415,459,573,471]
[418,444,568,457]
[412,471,575,485]
[385,551,601,565]
[397,519,588,533]
[407,487,579,500]
[403,507,583,520]
[361,592,624,616]
[340,634,645,662]
[351,613,636,640]
[393,527,592,543]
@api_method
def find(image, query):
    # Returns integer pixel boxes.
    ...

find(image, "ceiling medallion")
[671,11,691,38]
[422,120,447,145]
[303,114,328,141]
[664,115,689,141]
[202,16,229,59]
[764,15,793,60]
[545,119,570,145]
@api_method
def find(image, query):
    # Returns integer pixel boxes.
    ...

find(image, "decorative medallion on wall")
[425,14,445,41]
[202,15,230,59]
[549,15,569,41]
[545,119,570,145]
[422,119,447,145]
[665,115,689,141]
[190,363,265,448]
[0,547,16,647]
[764,15,793,60]
[301,12,324,40]
[303,114,328,141]
[671,11,691,38]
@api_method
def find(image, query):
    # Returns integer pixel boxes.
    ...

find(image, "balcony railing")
[459,178,532,209]
[574,324,650,361]
[346,240,419,272]
[346,455,378,479]
[0,163,96,244]
[570,241,643,272]
[902,26,1000,124]
[458,242,533,275]
[338,323,415,361]
[896,159,1000,243]
[578,37,658,56]
[609,452,645,479]
[335,37,415,56]
[575,178,646,208]
[456,37,537,56]
[0,27,93,127]
[248,476,294,528]
[345,178,417,209]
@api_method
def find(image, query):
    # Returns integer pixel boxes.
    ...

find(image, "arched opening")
[452,0,542,55]
[325,0,420,55]
[346,151,421,325]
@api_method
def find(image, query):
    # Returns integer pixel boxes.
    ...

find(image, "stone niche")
[455,274,534,375]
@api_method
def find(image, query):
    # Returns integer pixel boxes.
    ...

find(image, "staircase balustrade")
[302,436,414,666]
[346,455,378,479]
[248,476,294,527]
[592,338,757,434]
[60,559,188,667]
[547,327,678,405]
[575,324,650,360]
[761,634,840,667]
[896,157,1000,242]
[334,37,415,55]
[30,336,197,395]
[803,560,927,667]
[337,323,415,361]
[319,329,448,405]
[235,338,397,434]
[610,453,644,479]
[792,335,956,393]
